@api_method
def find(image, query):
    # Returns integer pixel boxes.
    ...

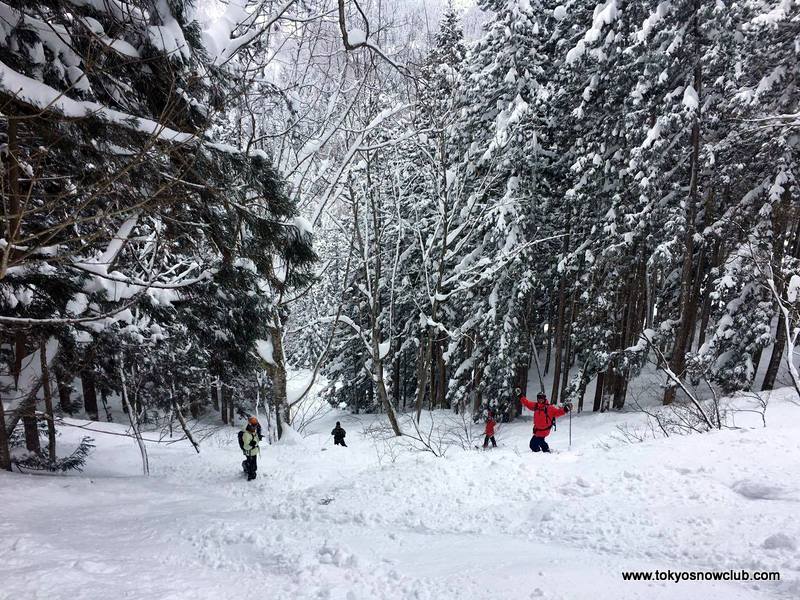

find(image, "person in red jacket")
[518,390,570,453]
[483,411,497,449]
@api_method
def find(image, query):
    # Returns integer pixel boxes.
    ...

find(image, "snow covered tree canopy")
[0,0,315,457]
[288,0,800,419]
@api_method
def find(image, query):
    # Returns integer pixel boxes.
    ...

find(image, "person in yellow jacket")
[240,422,260,481]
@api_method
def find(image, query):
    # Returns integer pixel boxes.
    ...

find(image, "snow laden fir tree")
[0,0,314,470]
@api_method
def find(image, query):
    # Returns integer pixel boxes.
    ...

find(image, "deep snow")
[2,390,799,600]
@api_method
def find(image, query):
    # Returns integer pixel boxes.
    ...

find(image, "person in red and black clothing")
[518,390,570,453]
[483,411,497,449]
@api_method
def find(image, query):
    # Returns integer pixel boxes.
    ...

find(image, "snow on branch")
[565,0,620,65]
[0,62,195,144]
[0,61,266,158]
[205,0,299,67]
[255,338,277,366]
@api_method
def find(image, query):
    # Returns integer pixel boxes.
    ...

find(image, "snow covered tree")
[1,0,315,457]
[443,0,557,410]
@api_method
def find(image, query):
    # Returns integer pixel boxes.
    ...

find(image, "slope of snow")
[2,389,798,599]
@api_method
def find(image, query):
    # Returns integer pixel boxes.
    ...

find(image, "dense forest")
[1,0,798,469]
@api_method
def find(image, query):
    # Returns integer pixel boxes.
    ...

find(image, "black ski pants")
[529,436,550,453]
[243,455,258,480]
[483,435,496,448]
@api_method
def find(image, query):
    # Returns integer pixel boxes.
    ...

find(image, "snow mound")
[276,422,304,446]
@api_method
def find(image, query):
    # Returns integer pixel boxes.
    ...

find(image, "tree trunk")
[592,371,605,412]
[392,339,401,408]
[40,340,57,462]
[81,371,99,421]
[414,140,451,422]
[436,338,447,409]
[415,329,434,421]
[645,268,655,330]
[22,395,40,454]
[171,396,200,453]
[687,247,707,352]
[372,325,401,435]
[219,379,228,425]
[697,239,721,350]
[576,365,589,413]
[189,396,200,419]
[0,392,11,471]
[550,274,568,403]
[228,387,235,425]
[119,358,148,476]
[530,334,545,393]
[510,363,527,419]
[601,369,616,412]
[376,365,401,436]
[101,389,113,422]
[415,327,433,423]
[763,318,787,391]
[472,346,484,411]
[544,303,554,375]
[370,263,402,434]
[614,273,641,410]
[664,53,702,405]
[270,317,290,434]
[57,374,74,415]
[762,189,796,391]
[551,212,572,402]
[560,290,577,401]
[429,340,437,411]
[612,367,627,410]
[13,333,26,388]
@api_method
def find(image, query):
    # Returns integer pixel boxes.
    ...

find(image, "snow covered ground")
[3,389,799,600]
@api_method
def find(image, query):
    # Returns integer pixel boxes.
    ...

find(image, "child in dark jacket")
[331,422,347,447]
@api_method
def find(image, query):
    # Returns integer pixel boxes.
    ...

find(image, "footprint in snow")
[558,477,596,497]
[74,560,117,574]
[762,532,797,550]
[731,479,796,501]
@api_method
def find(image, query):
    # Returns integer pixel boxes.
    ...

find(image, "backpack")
[237,430,245,450]
[534,404,556,433]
